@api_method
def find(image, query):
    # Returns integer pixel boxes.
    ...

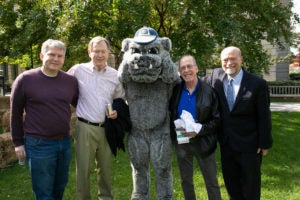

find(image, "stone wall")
[0,96,77,168]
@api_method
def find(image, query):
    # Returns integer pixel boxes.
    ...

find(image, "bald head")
[220,46,243,77]
[221,46,242,58]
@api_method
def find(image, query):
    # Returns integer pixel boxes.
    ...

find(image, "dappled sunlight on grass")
[261,112,300,199]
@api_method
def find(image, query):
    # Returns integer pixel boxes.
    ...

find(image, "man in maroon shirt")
[10,39,78,200]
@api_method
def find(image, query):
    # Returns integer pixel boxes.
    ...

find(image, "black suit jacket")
[207,68,272,152]
[104,98,131,156]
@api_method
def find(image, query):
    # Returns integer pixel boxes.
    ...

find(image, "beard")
[223,66,241,77]
[225,68,235,74]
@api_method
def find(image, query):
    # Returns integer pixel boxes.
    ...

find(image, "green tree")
[0,0,60,68]
[55,0,153,68]
[151,0,297,75]
[1,0,299,76]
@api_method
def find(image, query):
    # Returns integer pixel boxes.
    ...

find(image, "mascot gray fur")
[118,27,179,200]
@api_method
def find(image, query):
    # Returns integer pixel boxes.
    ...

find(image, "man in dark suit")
[207,46,272,200]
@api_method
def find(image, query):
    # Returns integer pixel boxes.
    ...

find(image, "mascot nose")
[137,56,150,65]
[134,56,153,69]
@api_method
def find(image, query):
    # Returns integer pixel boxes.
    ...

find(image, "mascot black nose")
[137,56,150,66]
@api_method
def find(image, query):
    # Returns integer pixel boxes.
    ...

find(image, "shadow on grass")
[1,112,300,200]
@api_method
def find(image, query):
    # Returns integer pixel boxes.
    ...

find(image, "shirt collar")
[88,61,107,73]
[183,77,200,94]
[227,68,243,85]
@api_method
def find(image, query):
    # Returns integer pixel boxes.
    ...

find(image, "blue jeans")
[25,135,72,200]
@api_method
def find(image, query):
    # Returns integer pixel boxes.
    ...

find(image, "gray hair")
[88,36,110,52]
[178,54,197,67]
[41,39,66,54]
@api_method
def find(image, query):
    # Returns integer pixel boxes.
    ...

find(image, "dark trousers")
[220,145,262,200]
[175,143,221,200]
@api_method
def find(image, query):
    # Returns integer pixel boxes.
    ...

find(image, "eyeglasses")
[179,64,195,71]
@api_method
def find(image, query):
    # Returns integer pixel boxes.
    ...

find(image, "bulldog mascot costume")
[118,27,179,200]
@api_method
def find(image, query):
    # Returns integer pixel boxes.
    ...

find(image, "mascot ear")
[121,38,132,52]
[158,37,172,52]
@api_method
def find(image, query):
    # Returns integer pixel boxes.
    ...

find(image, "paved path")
[3,93,300,112]
[270,102,300,112]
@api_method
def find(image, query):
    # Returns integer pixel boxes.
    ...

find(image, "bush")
[289,73,300,81]
[268,80,300,86]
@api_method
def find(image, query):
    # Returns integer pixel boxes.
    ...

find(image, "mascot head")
[118,26,178,83]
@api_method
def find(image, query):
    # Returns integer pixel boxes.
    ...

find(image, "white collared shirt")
[68,62,125,123]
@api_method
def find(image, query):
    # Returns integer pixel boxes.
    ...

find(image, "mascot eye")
[131,48,141,54]
[148,47,159,54]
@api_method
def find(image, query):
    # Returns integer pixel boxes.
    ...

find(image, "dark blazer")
[207,68,272,152]
[104,98,131,156]
[169,77,220,157]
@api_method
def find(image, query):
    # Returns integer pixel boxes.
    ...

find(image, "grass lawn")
[0,111,299,199]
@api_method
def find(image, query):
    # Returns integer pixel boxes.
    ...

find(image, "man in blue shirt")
[169,55,221,200]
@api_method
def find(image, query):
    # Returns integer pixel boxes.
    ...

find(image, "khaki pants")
[74,120,113,200]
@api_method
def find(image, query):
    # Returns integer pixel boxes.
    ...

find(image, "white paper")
[174,110,202,133]
[174,110,203,144]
